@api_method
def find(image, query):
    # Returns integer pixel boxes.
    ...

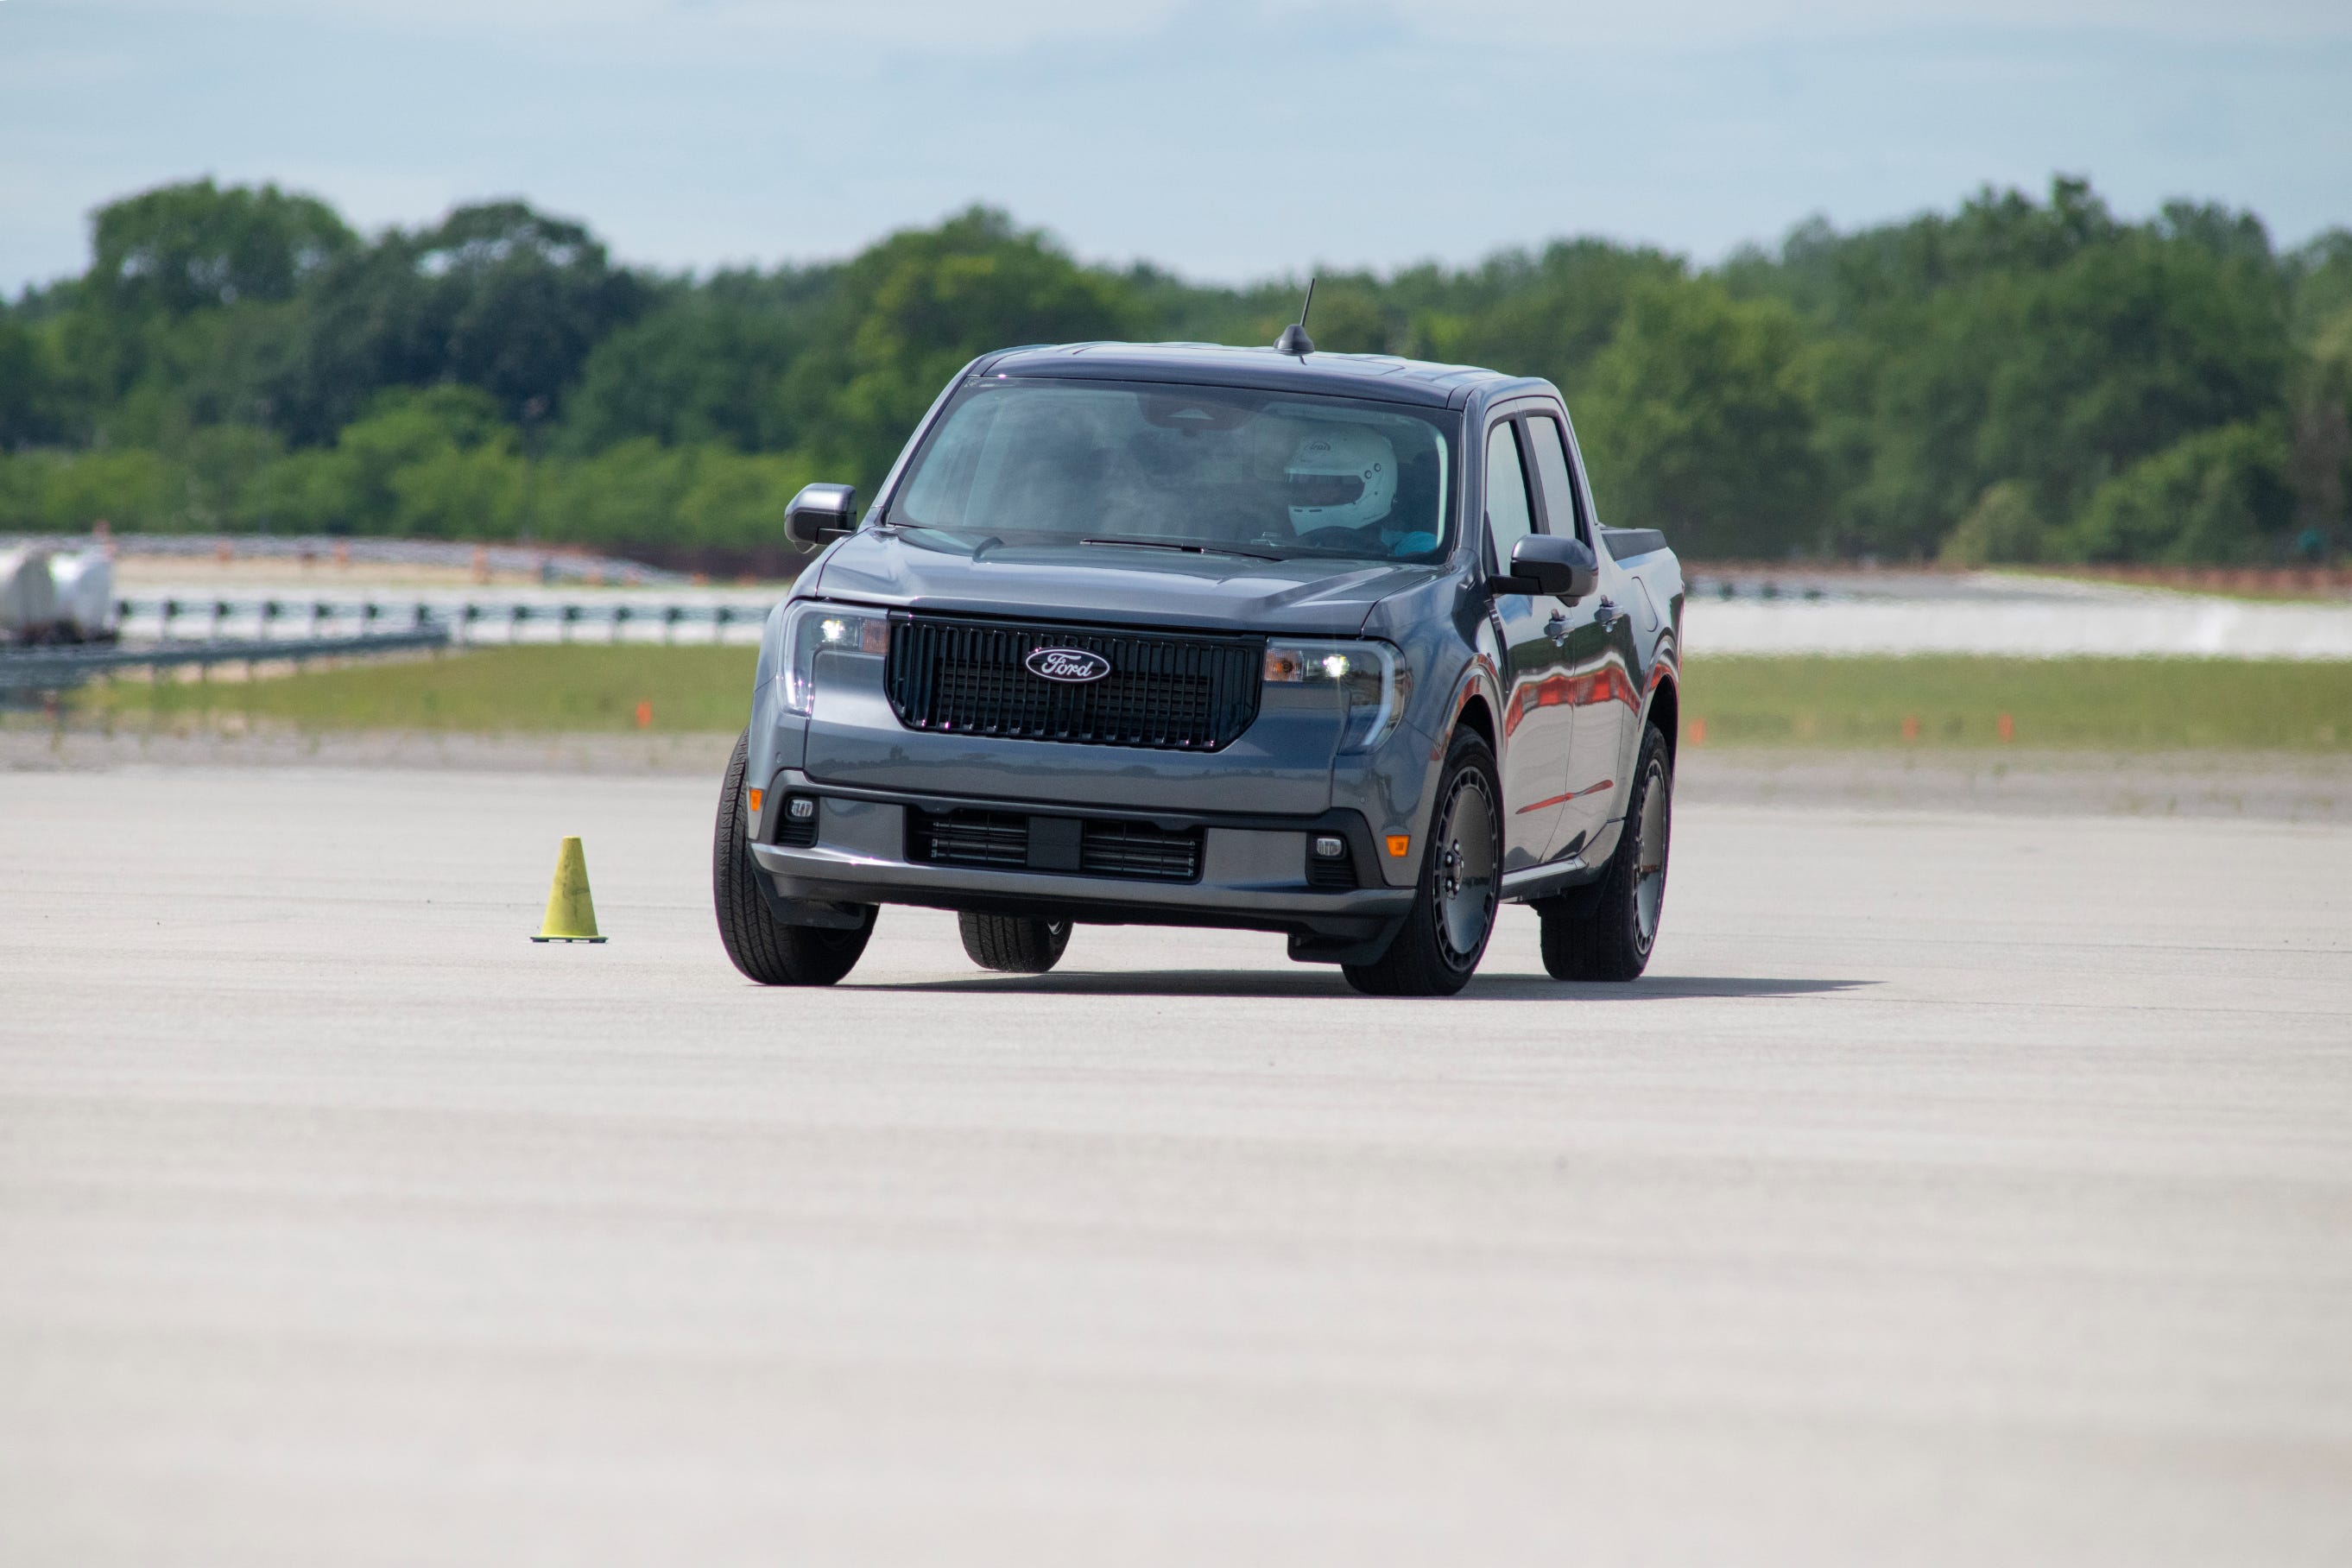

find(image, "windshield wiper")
[1080,536,1280,562]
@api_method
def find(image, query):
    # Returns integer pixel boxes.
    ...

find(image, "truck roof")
[979,341,1543,410]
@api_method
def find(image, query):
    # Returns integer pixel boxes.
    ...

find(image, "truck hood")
[806,528,1445,635]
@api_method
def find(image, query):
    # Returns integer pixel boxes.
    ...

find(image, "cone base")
[531,935,608,943]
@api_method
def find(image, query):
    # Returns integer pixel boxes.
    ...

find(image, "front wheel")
[1344,729,1502,997]
[1537,721,1671,982]
[711,730,876,985]
[958,913,1072,974]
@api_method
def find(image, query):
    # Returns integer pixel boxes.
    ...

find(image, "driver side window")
[1484,420,1537,575]
[1523,414,1588,545]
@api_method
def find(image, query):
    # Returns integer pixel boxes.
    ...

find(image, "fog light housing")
[775,795,819,848]
[1306,831,1357,890]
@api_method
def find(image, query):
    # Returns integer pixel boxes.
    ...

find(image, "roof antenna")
[1274,275,1316,357]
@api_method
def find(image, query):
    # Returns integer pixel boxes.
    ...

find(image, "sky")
[3,0,2349,294]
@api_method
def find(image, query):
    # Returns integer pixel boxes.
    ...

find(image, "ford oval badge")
[1025,647,1111,683]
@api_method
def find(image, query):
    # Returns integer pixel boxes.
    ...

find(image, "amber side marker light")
[1386,834,1411,858]
[748,788,764,813]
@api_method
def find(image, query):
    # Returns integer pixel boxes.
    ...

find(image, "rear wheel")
[1344,730,1501,997]
[711,730,876,986]
[958,913,1072,974]
[1537,722,1671,982]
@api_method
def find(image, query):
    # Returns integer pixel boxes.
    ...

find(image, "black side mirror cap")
[786,483,859,547]
[1490,534,1596,602]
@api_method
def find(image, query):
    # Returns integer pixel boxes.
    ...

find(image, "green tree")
[1979,221,2288,519]
[1445,240,1685,395]
[2286,303,2352,552]
[331,386,517,533]
[243,447,357,534]
[0,316,65,446]
[276,202,648,443]
[1294,280,1397,355]
[2286,230,2352,341]
[88,179,355,317]
[0,447,181,532]
[781,209,1139,490]
[1938,480,2045,565]
[561,266,834,454]
[2059,420,2295,563]
[1573,279,1824,557]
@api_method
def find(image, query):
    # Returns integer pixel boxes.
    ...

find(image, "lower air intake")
[1079,819,1201,882]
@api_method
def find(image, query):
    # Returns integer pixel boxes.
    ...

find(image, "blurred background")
[6,0,2350,567]
[3,0,2349,762]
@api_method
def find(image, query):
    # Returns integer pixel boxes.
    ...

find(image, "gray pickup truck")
[712,337,1684,996]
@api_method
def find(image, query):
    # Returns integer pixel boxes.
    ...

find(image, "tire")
[1344,729,1502,997]
[958,912,1072,974]
[711,730,876,986]
[1538,722,1672,982]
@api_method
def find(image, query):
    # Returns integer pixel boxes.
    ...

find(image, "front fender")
[744,600,807,838]
[1354,652,1506,890]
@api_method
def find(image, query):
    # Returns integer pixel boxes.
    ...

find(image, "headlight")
[1264,638,1409,752]
[781,601,890,716]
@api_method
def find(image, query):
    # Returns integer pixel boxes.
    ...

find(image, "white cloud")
[70,0,1190,47]
[73,0,2352,47]
[1375,0,2352,45]
[5,0,2348,293]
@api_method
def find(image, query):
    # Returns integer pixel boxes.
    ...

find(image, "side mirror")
[786,483,859,547]
[1492,534,1596,602]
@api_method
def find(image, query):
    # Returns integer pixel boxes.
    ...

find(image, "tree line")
[2,176,2347,569]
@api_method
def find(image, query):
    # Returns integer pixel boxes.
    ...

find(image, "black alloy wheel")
[711,730,876,985]
[1537,721,1672,982]
[1344,729,1502,997]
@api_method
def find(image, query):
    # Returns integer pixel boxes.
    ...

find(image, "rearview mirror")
[1492,534,1596,602]
[786,483,859,547]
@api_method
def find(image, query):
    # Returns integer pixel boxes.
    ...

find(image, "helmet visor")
[1286,473,1367,509]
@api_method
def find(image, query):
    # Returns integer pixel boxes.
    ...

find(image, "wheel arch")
[1454,690,1497,755]
[1643,671,1681,768]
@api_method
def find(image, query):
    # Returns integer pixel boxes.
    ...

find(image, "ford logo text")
[1025,647,1112,683]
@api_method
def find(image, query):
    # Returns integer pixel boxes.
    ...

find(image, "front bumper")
[747,769,1413,946]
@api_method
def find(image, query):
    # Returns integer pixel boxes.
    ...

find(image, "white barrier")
[1688,597,2352,661]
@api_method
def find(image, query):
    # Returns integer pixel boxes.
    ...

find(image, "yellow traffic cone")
[532,836,607,943]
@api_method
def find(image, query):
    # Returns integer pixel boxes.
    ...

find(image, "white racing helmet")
[1285,427,1397,531]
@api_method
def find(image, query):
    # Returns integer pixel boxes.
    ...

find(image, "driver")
[1284,427,1398,539]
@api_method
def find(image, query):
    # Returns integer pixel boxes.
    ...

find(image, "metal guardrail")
[7,593,776,692]
[114,596,768,642]
[1,628,452,692]
[0,534,692,587]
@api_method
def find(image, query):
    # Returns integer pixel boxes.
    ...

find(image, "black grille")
[886,616,1262,751]
[910,810,1027,869]
[1080,819,1201,882]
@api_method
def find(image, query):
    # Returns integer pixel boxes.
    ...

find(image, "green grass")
[1682,655,2352,750]
[77,645,760,733]
[67,645,2352,751]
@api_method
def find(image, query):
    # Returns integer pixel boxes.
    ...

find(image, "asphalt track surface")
[3,767,2349,1565]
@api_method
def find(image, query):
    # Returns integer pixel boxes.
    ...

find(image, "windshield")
[889,378,1455,563]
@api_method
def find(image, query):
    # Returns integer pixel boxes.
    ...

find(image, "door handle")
[1545,611,1570,645]
[1593,597,1622,629]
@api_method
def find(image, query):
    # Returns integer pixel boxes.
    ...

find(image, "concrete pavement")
[3,767,2349,1564]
